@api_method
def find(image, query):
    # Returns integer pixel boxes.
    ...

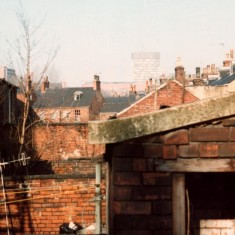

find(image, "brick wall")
[0,123,106,235]
[108,143,172,235]
[0,176,107,235]
[118,80,198,118]
[107,117,235,234]
[161,126,235,159]
[32,123,105,164]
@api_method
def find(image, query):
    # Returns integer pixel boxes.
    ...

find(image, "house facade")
[33,75,104,123]
[117,80,199,118]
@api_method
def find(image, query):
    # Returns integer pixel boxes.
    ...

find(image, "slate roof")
[209,73,235,86]
[33,87,96,108]
[100,94,144,113]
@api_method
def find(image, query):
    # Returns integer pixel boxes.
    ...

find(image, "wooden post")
[172,173,185,235]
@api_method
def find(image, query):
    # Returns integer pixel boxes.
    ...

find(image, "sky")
[0,0,235,87]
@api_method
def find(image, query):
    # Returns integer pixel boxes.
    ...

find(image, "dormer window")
[74,91,83,101]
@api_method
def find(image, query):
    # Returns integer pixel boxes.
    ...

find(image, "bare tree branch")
[6,2,60,156]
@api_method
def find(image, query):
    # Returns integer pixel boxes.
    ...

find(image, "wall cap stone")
[89,93,235,144]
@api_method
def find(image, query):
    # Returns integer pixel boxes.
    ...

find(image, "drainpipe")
[95,161,102,234]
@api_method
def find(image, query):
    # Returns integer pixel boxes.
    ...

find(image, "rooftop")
[33,87,96,108]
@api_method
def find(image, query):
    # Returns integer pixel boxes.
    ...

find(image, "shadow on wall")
[0,101,54,176]
[0,180,36,234]
[0,124,54,176]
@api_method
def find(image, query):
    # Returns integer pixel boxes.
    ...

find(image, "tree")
[7,3,59,156]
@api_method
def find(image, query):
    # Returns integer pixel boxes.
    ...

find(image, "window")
[51,110,59,121]
[62,111,70,120]
[38,111,45,121]
[74,109,80,122]
[74,91,83,101]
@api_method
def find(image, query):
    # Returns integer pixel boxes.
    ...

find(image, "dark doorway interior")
[186,173,235,234]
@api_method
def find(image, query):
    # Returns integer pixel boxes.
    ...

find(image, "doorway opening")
[186,173,235,234]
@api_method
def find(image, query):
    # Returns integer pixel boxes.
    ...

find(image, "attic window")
[74,91,83,101]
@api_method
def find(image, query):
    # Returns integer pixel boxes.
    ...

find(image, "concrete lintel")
[89,93,235,144]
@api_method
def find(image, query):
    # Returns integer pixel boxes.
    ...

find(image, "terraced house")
[33,75,104,123]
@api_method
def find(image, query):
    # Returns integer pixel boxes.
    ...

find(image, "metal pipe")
[95,162,102,234]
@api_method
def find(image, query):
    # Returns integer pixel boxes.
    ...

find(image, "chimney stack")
[175,57,185,84]
[211,64,216,74]
[41,76,49,93]
[145,80,149,93]
[93,75,101,91]
[196,67,200,78]
[230,49,234,59]
[207,65,211,74]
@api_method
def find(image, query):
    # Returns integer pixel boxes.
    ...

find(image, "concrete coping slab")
[89,93,235,144]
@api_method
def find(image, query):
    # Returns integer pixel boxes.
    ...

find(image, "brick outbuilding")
[89,93,235,235]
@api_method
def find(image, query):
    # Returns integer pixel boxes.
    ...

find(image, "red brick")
[142,144,163,158]
[163,129,189,145]
[133,158,146,171]
[143,173,171,186]
[133,215,172,229]
[219,143,235,157]
[113,187,132,200]
[133,186,171,200]
[0,178,101,234]
[163,145,177,159]
[199,144,219,157]
[32,124,105,164]
[113,158,132,171]
[113,201,151,215]
[118,80,198,118]
[114,172,141,185]
[115,230,151,235]
[230,127,235,141]
[223,118,235,126]
[190,128,229,142]
[146,158,154,171]
[178,144,199,158]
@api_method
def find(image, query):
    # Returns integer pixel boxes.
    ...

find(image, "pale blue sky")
[0,0,234,86]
